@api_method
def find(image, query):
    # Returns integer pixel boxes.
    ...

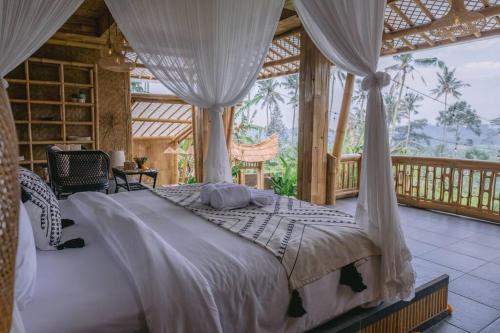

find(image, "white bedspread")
[67,192,223,333]
[22,190,381,333]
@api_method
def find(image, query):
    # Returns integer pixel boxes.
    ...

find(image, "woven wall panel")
[0,89,20,333]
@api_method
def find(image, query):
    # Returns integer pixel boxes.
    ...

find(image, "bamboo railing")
[329,154,500,223]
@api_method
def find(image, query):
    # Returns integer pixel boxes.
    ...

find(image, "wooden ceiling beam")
[131,94,187,104]
[383,5,500,40]
[381,27,500,56]
[274,15,301,37]
[132,117,192,124]
[263,55,300,68]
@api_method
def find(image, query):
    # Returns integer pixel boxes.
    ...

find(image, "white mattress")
[21,190,381,333]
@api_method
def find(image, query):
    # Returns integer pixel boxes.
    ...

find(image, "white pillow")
[15,201,37,310]
[19,168,62,250]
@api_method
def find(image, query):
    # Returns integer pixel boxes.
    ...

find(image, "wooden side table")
[112,167,158,193]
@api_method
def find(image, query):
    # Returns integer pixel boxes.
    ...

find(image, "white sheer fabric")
[294,0,415,301]
[0,2,82,331]
[105,0,284,182]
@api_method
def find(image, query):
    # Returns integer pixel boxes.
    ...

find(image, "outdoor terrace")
[335,197,500,333]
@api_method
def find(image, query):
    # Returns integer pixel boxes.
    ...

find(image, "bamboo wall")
[31,44,132,157]
[132,137,178,186]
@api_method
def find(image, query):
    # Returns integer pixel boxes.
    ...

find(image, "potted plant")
[134,156,148,170]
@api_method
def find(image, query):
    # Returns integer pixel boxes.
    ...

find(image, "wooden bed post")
[297,30,330,204]
[328,73,355,205]
[223,106,235,163]
[192,106,205,182]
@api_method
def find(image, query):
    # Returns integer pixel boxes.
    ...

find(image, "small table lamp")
[110,150,126,168]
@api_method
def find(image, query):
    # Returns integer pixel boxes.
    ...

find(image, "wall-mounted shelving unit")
[6,57,99,175]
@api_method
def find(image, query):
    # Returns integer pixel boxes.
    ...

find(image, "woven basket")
[0,88,19,333]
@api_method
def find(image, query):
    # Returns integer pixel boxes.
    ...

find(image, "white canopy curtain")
[294,0,415,301]
[106,0,284,183]
[0,1,83,332]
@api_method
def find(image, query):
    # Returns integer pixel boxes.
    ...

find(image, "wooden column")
[297,31,331,204]
[223,106,235,160]
[332,73,355,158]
[192,106,206,182]
[328,73,355,204]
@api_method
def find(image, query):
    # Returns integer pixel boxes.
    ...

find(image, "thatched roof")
[232,134,279,163]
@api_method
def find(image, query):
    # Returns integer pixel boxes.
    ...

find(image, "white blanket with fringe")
[152,184,379,290]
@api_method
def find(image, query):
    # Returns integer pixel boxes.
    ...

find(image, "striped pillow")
[19,167,61,250]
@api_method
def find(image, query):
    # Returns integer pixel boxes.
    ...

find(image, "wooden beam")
[332,73,355,158]
[132,118,191,124]
[131,94,187,104]
[192,107,204,182]
[223,107,235,160]
[383,5,500,40]
[381,27,500,56]
[274,15,301,37]
[297,30,330,204]
[48,31,107,50]
[328,73,355,205]
[263,55,300,68]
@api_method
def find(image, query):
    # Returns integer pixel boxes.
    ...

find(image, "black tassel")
[57,238,85,250]
[21,187,31,203]
[287,289,307,317]
[61,219,75,228]
[340,263,367,292]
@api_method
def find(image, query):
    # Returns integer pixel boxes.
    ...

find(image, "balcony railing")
[328,154,500,223]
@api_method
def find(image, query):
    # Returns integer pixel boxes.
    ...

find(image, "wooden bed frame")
[309,275,449,333]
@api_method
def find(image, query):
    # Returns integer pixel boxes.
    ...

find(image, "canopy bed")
[0,0,452,333]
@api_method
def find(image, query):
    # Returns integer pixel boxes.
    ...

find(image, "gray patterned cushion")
[19,167,61,250]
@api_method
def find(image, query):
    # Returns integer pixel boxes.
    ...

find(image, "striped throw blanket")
[152,184,379,290]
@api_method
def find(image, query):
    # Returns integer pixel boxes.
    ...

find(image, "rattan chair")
[47,148,110,199]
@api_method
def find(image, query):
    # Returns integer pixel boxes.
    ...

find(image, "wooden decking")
[335,198,500,333]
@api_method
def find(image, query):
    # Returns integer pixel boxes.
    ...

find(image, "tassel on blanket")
[287,289,307,317]
[61,218,75,228]
[340,263,367,292]
[57,238,85,250]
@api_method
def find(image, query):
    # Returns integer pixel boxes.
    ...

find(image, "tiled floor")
[334,198,500,333]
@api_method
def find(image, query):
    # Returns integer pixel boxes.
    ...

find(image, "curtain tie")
[361,71,390,91]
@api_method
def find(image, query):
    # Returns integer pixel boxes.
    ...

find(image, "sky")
[143,36,500,129]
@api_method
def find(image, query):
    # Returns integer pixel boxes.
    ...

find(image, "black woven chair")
[47,148,110,199]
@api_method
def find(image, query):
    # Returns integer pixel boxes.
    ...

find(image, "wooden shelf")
[29,80,61,86]
[66,140,94,144]
[6,79,26,84]
[30,100,62,105]
[65,101,93,107]
[66,121,93,125]
[65,82,93,88]
[9,57,99,174]
[31,120,63,125]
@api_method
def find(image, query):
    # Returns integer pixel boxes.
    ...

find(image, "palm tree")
[437,101,481,156]
[431,65,470,148]
[254,79,284,131]
[282,74,299,143]
[385,54,443,140]
[402,92,423,150]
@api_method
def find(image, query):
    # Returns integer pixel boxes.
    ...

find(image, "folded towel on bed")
[210,184,252,210]
[250,189,276,207]
[200,183,233,204]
